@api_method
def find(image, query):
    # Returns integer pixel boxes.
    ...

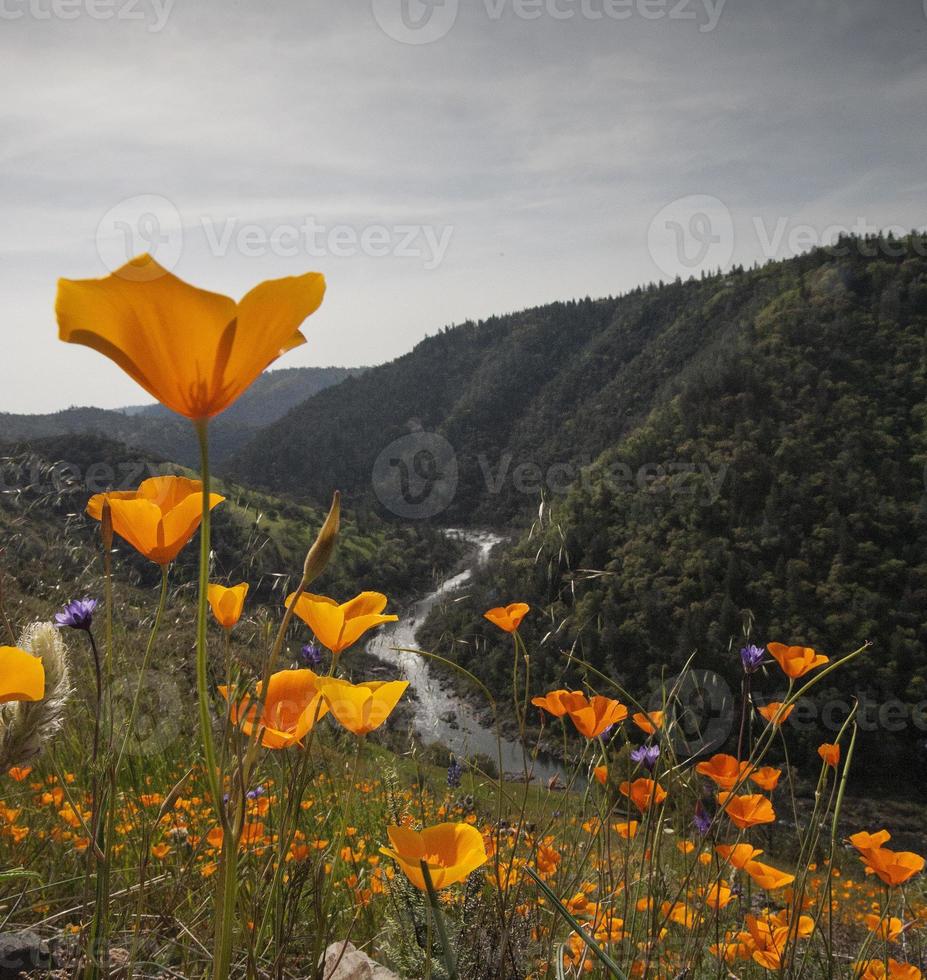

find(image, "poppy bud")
[302,492,340,588]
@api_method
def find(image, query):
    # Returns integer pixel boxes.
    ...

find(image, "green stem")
[420,862,459,980]
[194,420,235,979]
[116,565,169,772]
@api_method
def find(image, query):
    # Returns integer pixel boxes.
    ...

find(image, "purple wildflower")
[447,757,463,789]
[693,800,712,835]
[740,644,765,673]
[299,642,323,668]
[598,724,617,742]
[631,744,660,772]
[247,785,265,801]
[54,598,99,632]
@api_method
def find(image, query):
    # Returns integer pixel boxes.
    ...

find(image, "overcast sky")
[1,0,925,413]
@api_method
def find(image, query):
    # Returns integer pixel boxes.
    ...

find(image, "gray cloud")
[1,0,924,412]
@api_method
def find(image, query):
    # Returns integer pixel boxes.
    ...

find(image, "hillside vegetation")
[415,237,927,794]
[0,434,460,619]
[0,365,363,469]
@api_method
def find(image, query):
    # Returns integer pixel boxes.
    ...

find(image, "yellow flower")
[286,592,398,655]
[219,669,328,749]
[766,642,829,679]
[317,677,409,736]
[207,583,249,629]
[483,603,530,633]
[380,822,487,890]
[87,476,224,566]
[0,647,45,703]
[57,254,325,420]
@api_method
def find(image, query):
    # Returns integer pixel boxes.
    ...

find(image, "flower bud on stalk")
[301,492,341,589]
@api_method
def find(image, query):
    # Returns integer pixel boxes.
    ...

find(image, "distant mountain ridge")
[230,245,897,522]
[0,365,364,468]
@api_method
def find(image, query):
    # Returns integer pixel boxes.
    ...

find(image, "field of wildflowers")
[0,254,924,978]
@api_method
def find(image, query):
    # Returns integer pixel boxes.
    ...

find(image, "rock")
[320,941,399,979]
[0,931,53,978]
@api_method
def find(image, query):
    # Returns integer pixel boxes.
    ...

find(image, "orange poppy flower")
[619,778,667,813]
[286,592,398,655]
[531,689,584,718]
[717,792,776,829]
[219,669,328,749]
[858,847,925,888]
[380,822,487,890]
[716,843,764,869]
[817,743,840,767]
[484,603,530,633]
[559,692,628,739]
[593,765,608,786]
[864,914,904,941]
[632,710,664,734]
[695,754,752,790]
[316,677,409,736]
[57,254,325,420]
[856,959,922,980]
[208,583,249,629]
[744,860,795,890]
[7,767,32,782]
[749,766,782,791]
[849,829,892,851]
[704,881,734,910]
[757,701,794,726]
[766,642,829,679]
[613,821,639,839]
[87,477,224,566]
[0,647,45,704]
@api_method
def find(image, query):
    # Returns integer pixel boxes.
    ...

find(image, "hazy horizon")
[3,0,925,413]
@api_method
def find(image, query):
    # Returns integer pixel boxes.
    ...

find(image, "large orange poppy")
[219,669,328,749]
[286,592,398,655]
[380,822,487,891]
[208,583,249,629]
[619,777,667,813]
[695,754,752,790]
[483,603,530,633]
[766,642,829,679]
[87,476,224,566]
[0,647,45,704]
[57,255,325,420]
[717,792,776,829]
[558,692,628,739]
[316,677,409,736]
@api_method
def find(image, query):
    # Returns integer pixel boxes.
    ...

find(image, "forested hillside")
[416,236,927,792]
[230,241,927,531]
[0,434,460,618]
[0,365,362,468]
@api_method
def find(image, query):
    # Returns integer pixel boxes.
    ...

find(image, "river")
[365,529,563,783]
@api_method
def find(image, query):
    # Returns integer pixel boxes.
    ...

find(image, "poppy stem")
[194,419,237,979]
[420,861,459,980]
